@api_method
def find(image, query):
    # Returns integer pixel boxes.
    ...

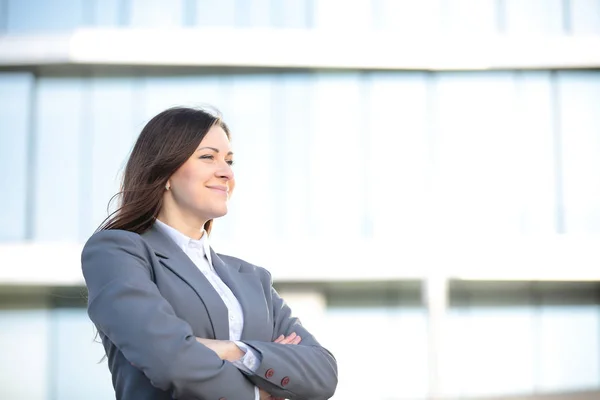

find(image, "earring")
[165,183,170,191]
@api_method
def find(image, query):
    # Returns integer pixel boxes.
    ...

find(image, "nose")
[216,160,234,181]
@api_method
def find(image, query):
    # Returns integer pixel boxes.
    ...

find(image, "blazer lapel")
[210,249,271,341]
[141,225,229,340]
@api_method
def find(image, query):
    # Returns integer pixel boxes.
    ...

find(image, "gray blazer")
[82,225,338,400]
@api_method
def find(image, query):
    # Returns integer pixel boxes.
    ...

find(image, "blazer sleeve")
[242,273,338,400]
[82,229,256,400]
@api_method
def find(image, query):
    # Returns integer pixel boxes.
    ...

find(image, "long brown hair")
[98,107,230,234]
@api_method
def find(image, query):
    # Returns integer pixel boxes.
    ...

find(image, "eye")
[226,160,235,166]
[199,155,214,160]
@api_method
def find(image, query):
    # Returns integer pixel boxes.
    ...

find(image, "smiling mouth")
[207,186,228,194]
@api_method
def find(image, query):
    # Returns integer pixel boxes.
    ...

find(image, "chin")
[209,205,229,219]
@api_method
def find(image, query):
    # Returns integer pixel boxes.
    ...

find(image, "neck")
[157,207,206,240]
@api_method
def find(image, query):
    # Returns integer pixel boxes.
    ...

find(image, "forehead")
[198,125,231,148]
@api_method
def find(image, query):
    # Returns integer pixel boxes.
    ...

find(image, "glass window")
[33,77,87,241]
[0,295,51,399]
[128,0,183,27]
[558,72,600,234]
[6,0,87,33]
[323,282,428,399]
[54,308,114,400]
[0,73,33,241]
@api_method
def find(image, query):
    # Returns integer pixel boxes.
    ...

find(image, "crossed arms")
[82,230,338,400]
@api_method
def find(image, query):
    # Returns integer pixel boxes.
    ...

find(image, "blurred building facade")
[1,0,600,399]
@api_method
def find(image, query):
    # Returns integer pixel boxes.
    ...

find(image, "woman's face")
[167,124,235,222]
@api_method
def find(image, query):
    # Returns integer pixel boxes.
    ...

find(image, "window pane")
[0,307,50,399]
[54,308,114,400]
[0,73,33,241]
[6,0,86,33]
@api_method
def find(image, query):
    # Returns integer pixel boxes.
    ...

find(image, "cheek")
[174,166,204,201]
[179,166,197,186]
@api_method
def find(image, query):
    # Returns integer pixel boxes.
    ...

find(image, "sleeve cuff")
[232,341,262,374]
[254,385,260,400]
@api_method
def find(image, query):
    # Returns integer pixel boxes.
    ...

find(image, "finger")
[279,332,297,344]
[273,335,284,343]
[291,335,302,345]
[277,336,291,344]
[278,335,294,344]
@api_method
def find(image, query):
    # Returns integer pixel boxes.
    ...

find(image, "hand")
[195,337,244,362]
[259,388,284,400]
[198,334,297,400]
[274,332,301,345]
[259,389,272,400]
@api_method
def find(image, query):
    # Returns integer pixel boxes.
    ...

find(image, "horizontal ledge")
[3,235,600,286]
[1,28,600,71]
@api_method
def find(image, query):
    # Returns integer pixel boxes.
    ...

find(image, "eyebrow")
[197,147,234,156]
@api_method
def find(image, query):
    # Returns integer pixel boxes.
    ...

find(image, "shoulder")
[81,229,156,281]
[82,229,154,267]
[83,229,145,253]
[218,253,273,283]
[82,230,158,299]
[86,228,142,242]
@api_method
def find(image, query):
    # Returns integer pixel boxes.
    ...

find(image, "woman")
[82,107,338,400]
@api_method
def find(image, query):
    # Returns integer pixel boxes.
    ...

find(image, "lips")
[206,185,228,194]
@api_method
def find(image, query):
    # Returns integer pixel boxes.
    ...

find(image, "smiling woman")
[82,107,338,400]
[158,123,235,238]
[98,107,232,235]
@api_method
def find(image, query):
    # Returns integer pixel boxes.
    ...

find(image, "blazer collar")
[142,224,240,271]
[141,224,267,340]
[153,219,214,267]
[141,224,230,339]
[141,223,177,258]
